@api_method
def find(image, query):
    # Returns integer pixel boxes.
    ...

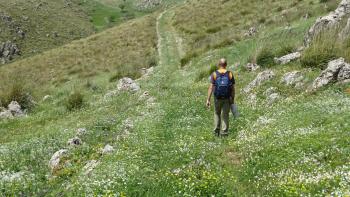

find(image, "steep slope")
[0,0,349,196]
[0,0,95,63]
[0,14,157,104]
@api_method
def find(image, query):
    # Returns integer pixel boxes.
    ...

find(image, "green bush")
[65,91,85,111]
[196,64,217,82]
[301,31,338,69]
[256,46,275,67]
[0,82,34,109]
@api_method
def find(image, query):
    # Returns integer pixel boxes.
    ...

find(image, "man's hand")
[206,99,211,108]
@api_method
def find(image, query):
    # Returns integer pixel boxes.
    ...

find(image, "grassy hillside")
[172,0,339,65]
[0,14,157,106]
[0,0,349,196]
[0,0,95,60]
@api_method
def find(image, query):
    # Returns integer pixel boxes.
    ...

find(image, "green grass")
[0,0,350,196]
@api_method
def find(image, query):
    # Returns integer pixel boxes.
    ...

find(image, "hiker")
[206,58,235,136]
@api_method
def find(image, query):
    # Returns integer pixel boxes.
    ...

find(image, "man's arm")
[231,85,235,104]
[206,83,214,107]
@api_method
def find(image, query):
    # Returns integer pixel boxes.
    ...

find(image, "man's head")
[218,58,227,68]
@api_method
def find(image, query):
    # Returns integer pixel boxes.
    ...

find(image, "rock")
[247,93,257,105]
[123,118,134,130]
[281,71,304,86]
[49,149,68,171]
[8,101,24,117]
[0,110,13,120]
[82,160,100,175]
[0,41,20,64]
[76,128,87,136]
[101,144,114,154]
[140,67,154,76]
[243,70,275,93]
[244,63,260,71]
[340,17,350,39]
[338,62,350,81]
[117,77,140,93]
[311,58,350,90]
[67,137,82,147]
[304,0,350,46]
[135,0,161,10]
[42,95,52,101]
[139,91,150,100]
[244,27,258,37]
[274,52,301,65]
[264,87,277,96]
[267,93,280,105]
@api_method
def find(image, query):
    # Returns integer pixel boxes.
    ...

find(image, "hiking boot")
[220,131,229,137]
[213,130,220,137]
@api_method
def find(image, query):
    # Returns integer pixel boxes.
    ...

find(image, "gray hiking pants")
[214,98,230,135]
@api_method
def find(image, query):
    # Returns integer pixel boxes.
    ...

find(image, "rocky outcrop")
[266,93,280,106]
[243,70,275,93]
[274,52,301,65]
[281,71,304,87]
[311,58,350,90]
[117,78,140,93]
[0,101,25,120]
[0,41,21,64]
[49,149,68,171]
[244,63,260,71]
[304,0,350,46]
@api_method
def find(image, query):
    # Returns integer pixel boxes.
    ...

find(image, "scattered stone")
[139,91,150,100]
[49,149,68,171]
[244,63,260,72]
[0,110,14,120]
[267,93,280,105]
[311,58,350,90]
[42,95,52,102]
[67,137,82,147]
[0,41,20,64]
[243,70,275,93]
[117,77,140,93]
[281,71,304,86]
[140,67,154,77]
[123,118,134,130]
[274,52,301,65]
[101,144,114,154]
[82,160,100,175]
[8,101,24,117]
[264,87,277,96]
[76,128,87,136]
[244,27,258,37]
[304,0,350,46]
[135,0,161,10]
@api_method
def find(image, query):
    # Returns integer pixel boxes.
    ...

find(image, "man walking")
[206,58,235,136]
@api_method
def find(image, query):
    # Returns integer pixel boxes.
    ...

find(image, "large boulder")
[243,70,275,93]
[274,52,301,65]
[117,77,140,93]
[8,101,24,117]
[49,149,68,171]
[281,71,304,86]
[304,0,350,46]
[311,58,350,90]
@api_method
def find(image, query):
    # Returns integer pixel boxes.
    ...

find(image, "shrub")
[196,64,217,82]
[181,52,199,67]
[0,82,34,109]
[65,91,85,111]
[256,46,275,67]
[301,30,338,69]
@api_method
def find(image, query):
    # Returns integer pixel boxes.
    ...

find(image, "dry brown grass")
[0,14,157,97]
